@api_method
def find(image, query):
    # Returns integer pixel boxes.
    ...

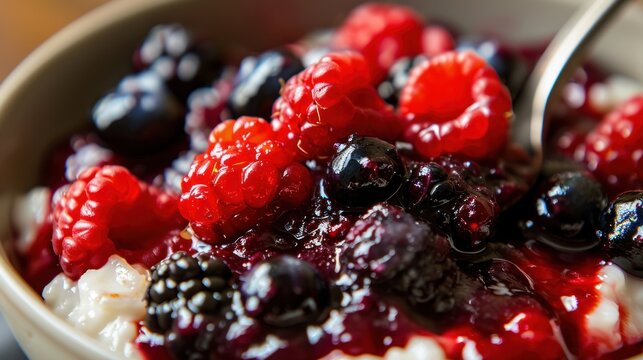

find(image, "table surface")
[0,2,109,357]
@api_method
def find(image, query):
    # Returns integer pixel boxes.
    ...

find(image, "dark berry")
[331,3,424,82]
[241,255,331,327]
[133,24,222,100]
[145,252,234,332]
[377,55,427,105]
[272,51,402,159]
[457,37,528,97]
[145,252,235,358]
[401,157,499,253]
[598,191,643,277]
[471,259,535,296]
[342,204,429,281]
[399,51,512,160]
[91,71,185,155]
[341,203,459,313]
[185,70,234,152]
[521,171,607,251]
[325,136,404,207]
[394,248,459,313]
[228,49,304,119]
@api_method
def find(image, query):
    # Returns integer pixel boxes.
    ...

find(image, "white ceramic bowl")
[0,0,641,359]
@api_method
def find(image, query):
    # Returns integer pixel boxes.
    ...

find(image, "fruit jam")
[11,3,643,360]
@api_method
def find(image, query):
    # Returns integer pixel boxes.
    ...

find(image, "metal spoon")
[511,0,630,171]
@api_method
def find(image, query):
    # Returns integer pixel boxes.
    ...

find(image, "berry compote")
[11,3,643,360]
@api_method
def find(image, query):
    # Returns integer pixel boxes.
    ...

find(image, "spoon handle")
[512,0,630,162]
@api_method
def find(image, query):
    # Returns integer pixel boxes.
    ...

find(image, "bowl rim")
[0,0,190,358]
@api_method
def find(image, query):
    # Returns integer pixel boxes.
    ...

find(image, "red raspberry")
[272,51,402,159]
[581,94,643,195]
[52,165,185,279]
[180,116,313,240]
[399,51,512,160]
[422,25,455,57]
[331,3,424,83]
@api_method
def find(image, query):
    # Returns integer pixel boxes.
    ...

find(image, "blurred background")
[0,2,108,357]
[0,0,108,79]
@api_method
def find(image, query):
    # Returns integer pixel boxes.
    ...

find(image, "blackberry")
[342,203,459,313]
[400,156,499,253]
[598,191,643,277]
[133,23,222,101]
[240,255,331,327]
[325,135,405,207]
[342,204,428,281]
[394,244,459,313]
[520,171,607,251]
[91,71,185,155]
[145,252,235,357]
[377,55,427,105]
[228,49,304,119]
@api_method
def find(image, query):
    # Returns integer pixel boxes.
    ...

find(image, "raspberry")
[52,165,185,279]
[581,94,643,195]
[422,25,455,58]
[180,116,313,240]
[331,3,424,83]
[272,51,402,159]
[399,51,512,160]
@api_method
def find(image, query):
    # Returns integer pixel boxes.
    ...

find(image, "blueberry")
[326,135,405,207]
[453,194,498,252]
[91,71,185,155]
[241,256,331,327]
[228,49,304,119]
[133,24,222,101]
[377,56,427,105]
[523,171,607,251]
[457,37,528,98]
[342,204,430,281]
[598,191,643,277]
[401,157,499,254]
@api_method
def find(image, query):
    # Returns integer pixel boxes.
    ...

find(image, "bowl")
[0,0,641,359]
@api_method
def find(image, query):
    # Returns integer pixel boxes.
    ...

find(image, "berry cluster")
[29,4,643,360]
[400,156,500,253]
